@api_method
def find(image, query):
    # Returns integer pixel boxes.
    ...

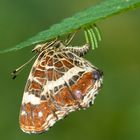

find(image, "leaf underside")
[1,0,140,53]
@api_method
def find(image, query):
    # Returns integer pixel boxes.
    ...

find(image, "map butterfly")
[19,40,103,134]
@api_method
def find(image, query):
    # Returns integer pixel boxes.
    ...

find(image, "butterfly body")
[19,41,103,134]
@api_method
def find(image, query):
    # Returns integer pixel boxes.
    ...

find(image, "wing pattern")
[19,41,103,133]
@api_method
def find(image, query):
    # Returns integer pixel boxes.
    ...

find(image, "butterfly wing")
[19,47,103,134]
[54,50,103,109]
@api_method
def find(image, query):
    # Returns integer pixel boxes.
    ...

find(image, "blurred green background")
[0,0,140,140]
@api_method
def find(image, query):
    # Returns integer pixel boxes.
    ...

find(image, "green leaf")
[1,0,140,53]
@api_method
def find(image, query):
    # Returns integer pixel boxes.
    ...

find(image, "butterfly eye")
[53,41,61,48]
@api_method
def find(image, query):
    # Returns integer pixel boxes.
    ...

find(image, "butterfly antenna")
[12,38,58,79]
[11,54,37,79]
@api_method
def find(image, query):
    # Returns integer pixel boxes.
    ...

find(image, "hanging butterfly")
[12,26,103,134]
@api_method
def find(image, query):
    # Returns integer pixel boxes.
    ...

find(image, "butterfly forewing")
[19,41,103,134]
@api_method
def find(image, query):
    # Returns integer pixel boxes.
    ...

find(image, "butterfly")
[18,39,103,134]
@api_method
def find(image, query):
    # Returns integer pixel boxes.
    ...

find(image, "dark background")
[0,0,140,140]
